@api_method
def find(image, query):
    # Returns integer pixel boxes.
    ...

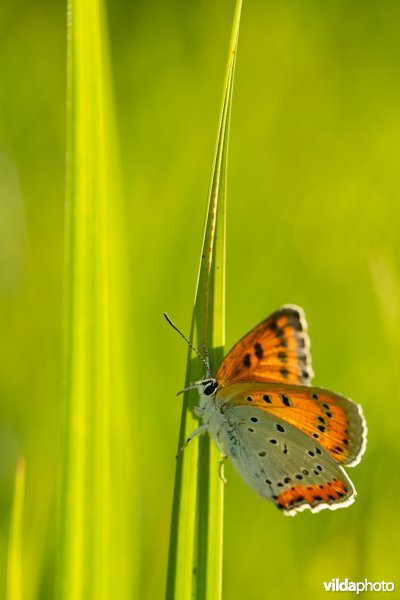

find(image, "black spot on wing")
[254,343,263,359]
[243,353,251,368]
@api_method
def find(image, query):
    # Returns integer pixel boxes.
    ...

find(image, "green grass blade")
[166,2,242,599]
[196,8,240,600]
[6,458,25,600]
[57,0,136,598]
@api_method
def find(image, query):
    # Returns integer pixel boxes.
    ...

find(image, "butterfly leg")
[193,406,204,418]
[176,378,214,396]
[176,425,208,458]
[176,383,201,396]
[214,432,228,483]
[218,455,228,484]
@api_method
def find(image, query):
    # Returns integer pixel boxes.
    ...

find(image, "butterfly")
[166,305,367,516]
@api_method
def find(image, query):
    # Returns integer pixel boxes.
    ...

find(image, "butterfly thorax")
[198,381,229,449]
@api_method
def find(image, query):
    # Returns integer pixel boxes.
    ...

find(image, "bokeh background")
[1,0,400,598]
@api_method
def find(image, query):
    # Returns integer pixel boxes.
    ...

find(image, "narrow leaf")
[58,0,137,598]
[166,2,242,599]
[6,458,25,600]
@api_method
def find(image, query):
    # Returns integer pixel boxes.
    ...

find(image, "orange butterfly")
[166,305,367,515]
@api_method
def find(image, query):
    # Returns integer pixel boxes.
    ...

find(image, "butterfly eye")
[203,380,218,396]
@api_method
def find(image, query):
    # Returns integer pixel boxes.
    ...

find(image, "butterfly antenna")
[163,312,209,372]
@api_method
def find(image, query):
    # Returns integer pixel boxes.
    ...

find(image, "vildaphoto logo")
[323,579,395,594]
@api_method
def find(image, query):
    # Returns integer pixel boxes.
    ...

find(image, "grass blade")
[166,2,242,599]
[57,0,136,598]
[196,11,240,600]
[6,458,25,600]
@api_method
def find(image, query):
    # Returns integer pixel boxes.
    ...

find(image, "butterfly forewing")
[217,382,366,467]
[216,403,356,515]
[215,305,313,387]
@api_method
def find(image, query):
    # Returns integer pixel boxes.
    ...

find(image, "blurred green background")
[1,0,400,598]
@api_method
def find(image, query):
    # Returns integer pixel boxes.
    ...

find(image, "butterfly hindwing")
[215,305,313,387]
[216,382,367,467]
[216,403,356,515]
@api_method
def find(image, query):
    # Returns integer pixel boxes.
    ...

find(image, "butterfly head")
[201,378,218,396]
[198,377,219,409]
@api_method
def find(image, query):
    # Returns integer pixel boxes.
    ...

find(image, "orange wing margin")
[216,305,313,386]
